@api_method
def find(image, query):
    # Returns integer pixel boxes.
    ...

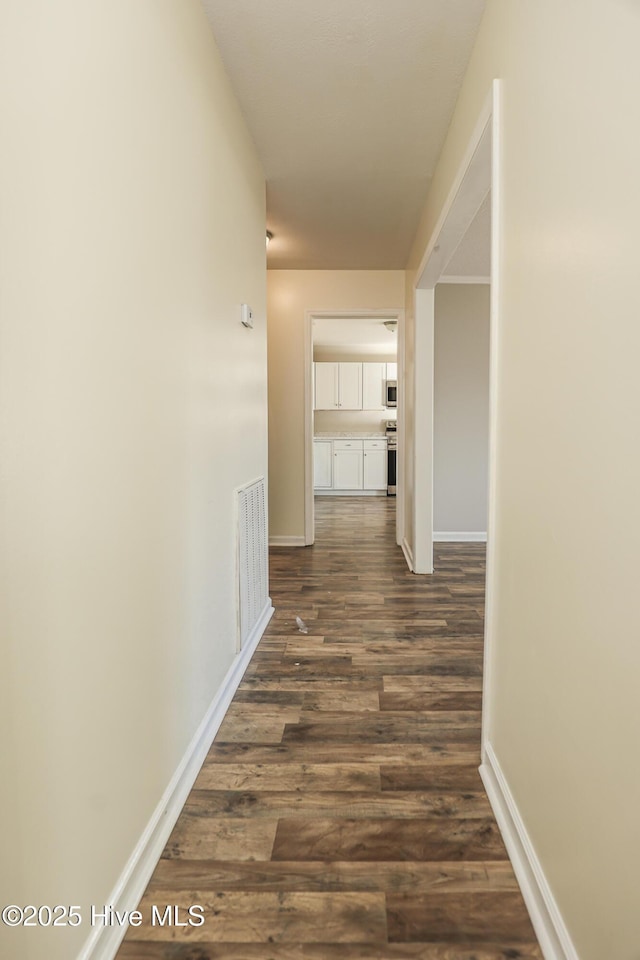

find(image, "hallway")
[118,497,541,958]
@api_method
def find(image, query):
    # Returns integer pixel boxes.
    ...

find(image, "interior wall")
[267,270,405,539]
[0,4,267,959]
[407,2,640,957]
[314,410,392,435]
[434,284,490,534]
[313,347,397,362]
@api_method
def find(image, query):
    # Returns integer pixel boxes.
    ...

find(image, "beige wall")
[314,347,397,362]
[267,271,405,538]
[0,3,266,958]
[408,2,640,957]
[434,285,490,533]
[314,410,393,435]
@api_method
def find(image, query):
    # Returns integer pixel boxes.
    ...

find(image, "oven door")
[387,444,397,495]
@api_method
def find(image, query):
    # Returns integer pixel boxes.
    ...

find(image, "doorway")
[303,310,404,545]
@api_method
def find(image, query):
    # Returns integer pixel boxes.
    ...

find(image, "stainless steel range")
[385,420,397,496]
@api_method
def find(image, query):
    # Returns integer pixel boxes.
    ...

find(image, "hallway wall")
[0,3,267,958]
[434,284,490,535]
[267,270,405,540]
[407,2,640,957]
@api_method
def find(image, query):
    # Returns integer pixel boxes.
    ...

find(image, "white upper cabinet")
[314,362,362,410]
[314,362,339,409]
[314,361,396,411]
[362,362,386,410]
[338,362,362,410]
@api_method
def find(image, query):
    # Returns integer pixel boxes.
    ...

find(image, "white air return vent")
[236,476,269,650]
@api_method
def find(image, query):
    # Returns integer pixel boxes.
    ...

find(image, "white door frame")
[304,309,405,546]
[412,79,501,758]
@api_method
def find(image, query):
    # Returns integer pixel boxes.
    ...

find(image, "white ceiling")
[313,317,398,353]
[203,0,487,270]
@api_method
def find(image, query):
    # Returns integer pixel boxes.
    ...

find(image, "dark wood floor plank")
[282,715,481,744]
[239,677,382,692]
[233,689,306,705]
[162,818,277,861]
[194,763,381,792]
[144,860,521,894]
[115,498,539,959]
[379,691,483,712]
[382,676,483,692]
[301,689,381,712]
[182,789,492,819]
[387,892,537,943]
[271,818,507,862]
[380,765,484,792]
[203,742,481,764]
[126,891,387,943]
[117,943,543,959]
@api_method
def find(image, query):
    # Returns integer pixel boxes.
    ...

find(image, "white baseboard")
[434,531,487,542]
[401,536,414,572]
[78,599,274,960]
[480,742,580,960]
[269,535,307,546]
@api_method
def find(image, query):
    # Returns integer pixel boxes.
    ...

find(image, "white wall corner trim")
[77,599,274,960]
[401,537,414,572]
[269,535,307,547]
[480,743,580,960]
[433,531,487,542]
[438,275,491,285]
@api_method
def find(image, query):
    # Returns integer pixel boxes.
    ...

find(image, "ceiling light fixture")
[383,321,398,333]
[266,230,273,248]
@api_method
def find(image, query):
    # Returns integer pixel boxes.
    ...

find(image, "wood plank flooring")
[117,497,541,960]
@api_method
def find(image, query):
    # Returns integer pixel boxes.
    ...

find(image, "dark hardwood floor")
[117,496,541,959]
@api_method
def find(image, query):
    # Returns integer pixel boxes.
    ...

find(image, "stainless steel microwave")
[385,380,397,407]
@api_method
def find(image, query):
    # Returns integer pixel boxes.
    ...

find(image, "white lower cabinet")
[313,440,333,488]
[363,440,387,489]
[314,437,387,492]
[333,440,363,489]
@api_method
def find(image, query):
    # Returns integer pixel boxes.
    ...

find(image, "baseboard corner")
[480,742,579,960]
[401,537,414,572]
[269,535,307,547]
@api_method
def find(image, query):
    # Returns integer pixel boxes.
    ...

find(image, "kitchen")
[312,316,397,498]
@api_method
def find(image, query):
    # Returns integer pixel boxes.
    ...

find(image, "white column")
[413,287,434,574]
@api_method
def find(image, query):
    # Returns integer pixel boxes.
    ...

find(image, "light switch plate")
[241,303,253,328]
